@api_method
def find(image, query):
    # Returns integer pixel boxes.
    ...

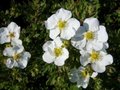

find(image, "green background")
[0,0,119,90]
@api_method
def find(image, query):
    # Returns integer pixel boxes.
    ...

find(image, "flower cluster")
[43,8,113,88]
[43,8,80,66]
[0,22,31,69]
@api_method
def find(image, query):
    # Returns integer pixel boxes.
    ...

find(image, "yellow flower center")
[58,20,66,30]
[13,53,21,61]
[81,70,89,78]
[90,51,100,62]
[84,31,94,40]
[54,48,62,57]
[9,32,15,38]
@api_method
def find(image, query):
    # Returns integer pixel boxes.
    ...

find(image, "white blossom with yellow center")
[69,67,98,89]
[71,17,109,51]
[42,37,69,66]
[80,49,113,73]
[3,39,31,69]
[45,8,80,40]
[0,22,20,44]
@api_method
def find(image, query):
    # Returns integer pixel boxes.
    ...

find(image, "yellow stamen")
[13,53,21,61]
[84,31,94,40]
[54,48,62,57]
[58,19,66,30]
[9,32,15,38]
[81,70,89,78]
[90,50,100,62]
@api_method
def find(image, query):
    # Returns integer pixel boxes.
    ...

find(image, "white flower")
[42,37,69,66]
[0,22,20,44]
[80,49,113,73]
[3,39,24,57]
[69,66,97,88]
[5,51,31,69]
[45,8,80,40]
[71,17,108,51]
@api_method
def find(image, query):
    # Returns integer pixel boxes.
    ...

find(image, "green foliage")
[0,0,119,89]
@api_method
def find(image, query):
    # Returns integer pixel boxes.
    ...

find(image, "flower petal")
[5,58,15,69]
[71,38,86,50]
[92,41,103,51]
[3,47,15,57]
[67,18,80,31]
[49,28,60,39]
[42,52,55,63]
[45,14,58,29]
[54,48,69,66]
[56,8,72,21]
[11,39,22,46]
[92,61,106,73]
[91,72,98,78]
[83,17,99,31]
[102,54,113,66]
[17,52,31,69]
[97,25,108,42]
[0,28,10,44]
[7,22,20,33]
[60,26,76,40]
[69,68,79,83]
[54,37,63,47]
[80,54,90,66]
[43,41,52,51]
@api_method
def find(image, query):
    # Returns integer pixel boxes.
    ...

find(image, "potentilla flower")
[45,8,80,40]
[3,39,24,57]
[0,22,20,44]
[42,37,69,66]
[69,66,97,88]
[5,51,31,69]
[71,17,108,51]
[80,49,113,73]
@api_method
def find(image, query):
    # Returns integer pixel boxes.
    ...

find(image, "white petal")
[102,54,113,66]
[43,41,52,51]
[7,22,20,33]
[71,37,86,50]
[56,8,72,21]
[86,42,93,51]
[92,61,106,73]
[22,51,31,59]
[83,17,99,31]
[54,48,69,66]
[45,14,58,29]
[3,47,15,57]
[82,77,89,88]
[54,37,63,47]
[42,52,55,63]
[49,28,60,39]
[92,41,103,51]
[0,28,10,44]
[74,26,86,37]
[97,25,108,42]
[80,53,90,66]
[69,68,79,83]
[60,27,76,40]
[91,72,98,78]
[17,51,31,69]
[5,58,15,69]
[13,45,24,54]
[11,39,22,46]
[67,18,80,31]
[103,42,109,49]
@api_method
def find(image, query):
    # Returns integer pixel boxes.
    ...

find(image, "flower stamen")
[54,48,62,57]
[84,31,94,40]
[58,19,66,30]
[90,50,100,63]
